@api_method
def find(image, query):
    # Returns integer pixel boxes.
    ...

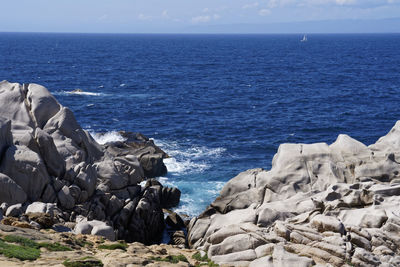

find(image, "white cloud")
[242,2,259,9]
[192,15,211,23]
[259,9,272,16]
[191,14,221,23]
[203,8,209,13]
[137,13,152,21]
[335,0,357,5]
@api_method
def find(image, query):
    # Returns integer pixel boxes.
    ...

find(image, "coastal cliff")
[188,122,400,266]
[0,80,181,245]
[2,81,400,266]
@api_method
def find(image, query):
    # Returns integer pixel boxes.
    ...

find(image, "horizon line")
[1,31,400,35]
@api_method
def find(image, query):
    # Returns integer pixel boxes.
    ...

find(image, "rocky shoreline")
[1,81,400,266]
[187,126,400,266]
[0,81,190,263]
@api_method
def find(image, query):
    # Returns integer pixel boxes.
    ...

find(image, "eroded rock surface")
[188,126,400,266]
[0,81,173,244]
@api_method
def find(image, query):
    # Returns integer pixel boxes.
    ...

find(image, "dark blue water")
[1,33,400,215]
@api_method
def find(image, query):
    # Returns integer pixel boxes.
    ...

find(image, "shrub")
[97,242,127,251]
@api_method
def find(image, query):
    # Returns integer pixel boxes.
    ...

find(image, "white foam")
[90,131,127,145]
[120,83,126,87]
[53,90,106,96]
[67,91,103,96]
[163,157,209,174]
[153,139,225,174]
[154,139,226,159]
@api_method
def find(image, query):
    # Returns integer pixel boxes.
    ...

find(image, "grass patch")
[38,242,72,251]
[150,254,188,264]
[98,242,127,251]
[0,239,40,261]
[192,252,219,267]
[0,235,73,261]
[3,235,37,247]
[192,252,209,262]
[72,237,94,248]
[63,258,104,267]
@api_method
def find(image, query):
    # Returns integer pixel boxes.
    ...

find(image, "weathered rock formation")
[188,124,400,266]
[0,81,173,244]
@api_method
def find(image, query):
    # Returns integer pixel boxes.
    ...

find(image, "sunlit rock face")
[0,81,172,244]
[188,121,400,266]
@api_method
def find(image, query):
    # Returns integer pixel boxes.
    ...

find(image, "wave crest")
[90,131,127,145]
[153,139,226,174]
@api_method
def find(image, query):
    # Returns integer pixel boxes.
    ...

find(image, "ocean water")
[1,33,400,216]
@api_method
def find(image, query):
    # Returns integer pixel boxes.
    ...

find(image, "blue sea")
[1,33,400,216]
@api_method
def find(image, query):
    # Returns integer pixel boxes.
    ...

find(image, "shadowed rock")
[0,81,176,245]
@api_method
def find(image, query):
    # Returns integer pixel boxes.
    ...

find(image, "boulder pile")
[188,124,400,266]
[0,81,175,244]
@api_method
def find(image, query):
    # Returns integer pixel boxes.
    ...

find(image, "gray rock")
[352,247,381,266]
[0,203,9,213]
[25,83,61,129]
[91,223,116,241]
[68,184,81,202]
[270,245,314,267]
[6,203,24,217]
[310,215,345,235]
[139,151,167,178]
[44,107,103,162]
[249,256,274,267]
[25,202,58,217]
[211,249,257,264]
[57,185,75,210]
[75,164,97,197]
[96,157,143,190]
[127,185,141,198]
[41,183,57,203]
[165,211,185,230]
[35,128,65,177]
[0,145,50,201]
[106,195,124,217]
[29,220,41,230]
[74,221,93,235]
[188,121,400,266]
[0,118,12,159]
[161,186,181,209]
[208,233,266,258]
[0,81,35,128]
[0,173,27,205]
[75,220,115,241]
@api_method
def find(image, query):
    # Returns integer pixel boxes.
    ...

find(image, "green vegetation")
[3,235,37,247]
[0,235,73,261]
[150,254,189,264]
[98,242,128,251]
[0,239,40,261]
[192,252,219,267]
[38,242,72,251]
[72,237,94,248]
[63,258,104,267]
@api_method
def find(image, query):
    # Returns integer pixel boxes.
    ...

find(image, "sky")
[1,0,400,33]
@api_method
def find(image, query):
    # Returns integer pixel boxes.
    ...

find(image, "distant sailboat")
[301,34,307,42]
